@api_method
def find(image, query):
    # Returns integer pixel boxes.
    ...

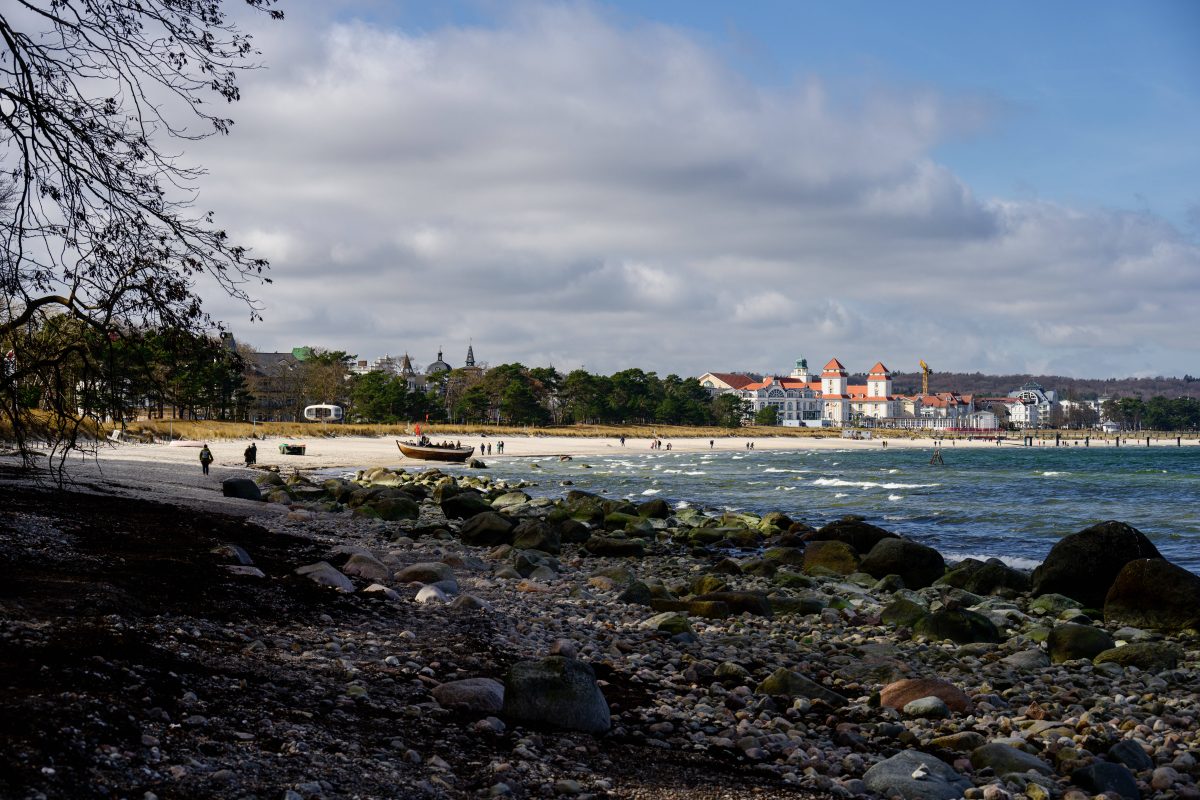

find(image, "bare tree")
[0,1,282,470]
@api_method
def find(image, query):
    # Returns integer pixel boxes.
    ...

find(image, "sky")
[189,0,1200,379]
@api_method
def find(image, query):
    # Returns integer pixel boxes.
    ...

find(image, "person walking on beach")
[199,444,214,475]
[244,442,257,465]
[709,439,714,449]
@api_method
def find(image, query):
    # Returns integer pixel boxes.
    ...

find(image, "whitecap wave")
[641,489,661,495]
[1040,471,1069,477]
[812,478,940,490]
[834,493,849,498]
[888,494,903,501]
[945,552,1040,570]
[763,467,809,474]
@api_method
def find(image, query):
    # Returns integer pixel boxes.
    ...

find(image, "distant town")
[208,335,1200,432]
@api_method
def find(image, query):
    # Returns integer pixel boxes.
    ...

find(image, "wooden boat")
[396,439,474,463]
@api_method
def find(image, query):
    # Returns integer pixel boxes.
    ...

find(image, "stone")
[369,495,420,521]
[341,553,390,583]
[862,750,972,800]
[511,519,561,554]
[860,538,946,590]
[294,561,354,592]
[221,477,262,501]
[491,491,531,509]
[636,497,671,519]
[1108,740,1154,772]
[639,612,693,636]
[903,696,951,719]
[762,546,806,566]
[415,585,448,604]
[755,667,847,708]
[394,562,456,585]
[940,557,1030,595]
[882,597,929,628]
[881,678,972,714]
[433,678,505,713]
[441,492,494,520]
[582,535,645,558]
[1071,762,1139,800]
[450,594,490,610]
[211,543,253,565]
[1046,623,1116,663]
[502,657,611,734]
[1104,558,1200,632]
[1032,520,1163,608]
[1000,650,1050,670]
[809,517,900,554]
[1094,641,1183,672]
[225,565,265,578]
[802,540,860,576]
[930,731,987,752]
[460,512,515,546]
[913,609,1001,644]
[615,581,653,606]
[691,591,772,617]
[970,743,1054,776]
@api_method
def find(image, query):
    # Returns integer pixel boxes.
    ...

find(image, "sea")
[453,444,1200,574]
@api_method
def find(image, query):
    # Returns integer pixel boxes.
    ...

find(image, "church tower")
[789,357,810,383]
[465,343,475,368]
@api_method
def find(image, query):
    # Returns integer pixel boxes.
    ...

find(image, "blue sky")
[191,1,1200,378]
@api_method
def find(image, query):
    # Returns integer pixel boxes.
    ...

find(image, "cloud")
[191,2,1200,378]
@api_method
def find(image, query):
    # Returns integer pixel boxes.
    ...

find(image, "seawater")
[470,445,1200,573]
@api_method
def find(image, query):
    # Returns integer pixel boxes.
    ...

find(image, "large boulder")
[221,477,262,501]
[502,657,610,734]
[1104,558,1200,633]
[1046,623,1116,663]
[1093,641,1183,672]
[802,540,860,576]
[691,590,772,617]
[511,519,561,554]
[459,512,515,546]
[432,677,504,713]
[862,750,971,800]
[394,562,456,585]
[341,553,390,583]
[636,497,671,519]
[755,667,847,708]
[880,678,972,714]
[808,517,900,554]
[970,743,1054,777]
[369,495,420,521]
[1032,521,1162,608]
[939,557,1030,595]
[294,561,354,592]
[913,609,1001,644]
[860,538,946,589]
[1071,762,1140,800]
[440,491,494,520]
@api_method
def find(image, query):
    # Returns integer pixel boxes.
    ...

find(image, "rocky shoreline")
[2,462,1198,799]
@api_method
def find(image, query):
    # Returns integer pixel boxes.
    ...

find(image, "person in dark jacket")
[199,444,214,475]
[244,442,257,465]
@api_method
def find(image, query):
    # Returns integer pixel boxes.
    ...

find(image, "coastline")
[2,439,1198,798]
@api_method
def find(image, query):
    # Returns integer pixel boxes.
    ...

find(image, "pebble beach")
[2,436,1198,799]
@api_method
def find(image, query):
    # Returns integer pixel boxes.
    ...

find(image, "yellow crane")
[919,359,931,396]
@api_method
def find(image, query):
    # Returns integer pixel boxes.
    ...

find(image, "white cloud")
[191,2,1200,378]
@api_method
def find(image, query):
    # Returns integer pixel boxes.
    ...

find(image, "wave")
[1040,471,1069,477]
[834,493,849,498]
[641,489,661,495]
[944,552,1041,570]
[812,478,940,490]
[888,494,904,501]
[763,467,810,474]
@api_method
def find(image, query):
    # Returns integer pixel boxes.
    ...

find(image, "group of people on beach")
[649,438,670,450]
[198,442,257,475]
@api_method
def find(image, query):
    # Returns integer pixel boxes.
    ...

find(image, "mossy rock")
[691,575,728,596]
[913,608,1001,644]
[803,540,860,576]
[881,597,929,628]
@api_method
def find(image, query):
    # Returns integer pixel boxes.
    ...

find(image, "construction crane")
[919,359,931,396]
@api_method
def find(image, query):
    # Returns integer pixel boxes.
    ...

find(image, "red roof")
[705,372,757,390]
[868,361,890,376]
[822,358,846,372]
